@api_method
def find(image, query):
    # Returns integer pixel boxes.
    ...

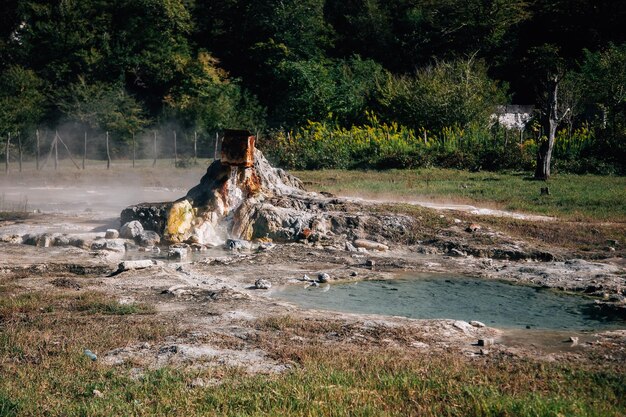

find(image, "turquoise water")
[273,276,625,331]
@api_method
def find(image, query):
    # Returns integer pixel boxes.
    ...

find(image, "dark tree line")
[0,0,625,175]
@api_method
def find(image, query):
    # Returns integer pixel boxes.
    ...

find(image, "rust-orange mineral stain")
[220,130,255,168]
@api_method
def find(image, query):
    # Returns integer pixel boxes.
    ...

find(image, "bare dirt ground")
[1,167,625,377]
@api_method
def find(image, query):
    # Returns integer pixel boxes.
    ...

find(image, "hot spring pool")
[272,275,625,331]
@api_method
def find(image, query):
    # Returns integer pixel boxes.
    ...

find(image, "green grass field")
[294,169,626,222]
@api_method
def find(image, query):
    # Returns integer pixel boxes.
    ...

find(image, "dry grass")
[0,287,624,416]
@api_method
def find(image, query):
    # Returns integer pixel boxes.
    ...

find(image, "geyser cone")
[121,129,410,247]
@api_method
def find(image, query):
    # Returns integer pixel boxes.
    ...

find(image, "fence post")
[193,131,197,161]
[4,132,9,174]
[106,131,111,170]
[18,132,22,173]
[83,131,87,170]
[152,131,157,167]
[132,132,136,168]
[173,130,178,166]
[36,130,40,170]
[54,131,58,170]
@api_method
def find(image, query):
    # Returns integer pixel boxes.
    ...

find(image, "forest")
[0,0,625,177]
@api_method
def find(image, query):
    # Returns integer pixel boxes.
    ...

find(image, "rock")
[0,234,23,244]
[254,279,272,289]
[116,260,162,272]
[91,239,126,253]
[164,199,194,243]
[137,231,160,247]
[345,241,358,252]
[257,242,275,251]
[302,274,312,281]
[226,239,252,251]
[350,271,358,277]
[568,336,579,345]
[120,221,144,239]
[168,247,188,260]
[454,218,462,224]
[470,320,486,328]
[84,349,97,361]
[365,259,375,267]
[466,223,481,233]
[448,248,467,257]
[318,272,331,283]
[92,389,104,398]
[477,338,494,347]
[105,229,119,239]
[354,239,389,251]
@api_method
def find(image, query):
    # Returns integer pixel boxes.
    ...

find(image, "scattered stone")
[318,272,331,283]
[454,218,462,224]
[302,274,312,281]
[350,271,358,277]
[568,336,579,345]
[0,234,23,244]
[448,248,467,257]
[84,349,98,361]
[479,349,490,356]
[257,242,276,252]
[470,320,486,328]
[607,247,616,252]
[477,338,494,347]
[137,230,160,247]
[91,239,126,253]
[254,279,272,290]
[105,229,119,239]
[168,247,188,260]
[365,259,375,267]
[354,239,389,251]
[120,221,144,239]
[92,389,104,398]
[411,341,429,349]
[466,223,481,233]
[345,241,358,252]
[116,259,162,273]
[226,239,252,251]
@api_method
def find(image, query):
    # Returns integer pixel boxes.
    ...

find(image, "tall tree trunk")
[83,131,86,170]
[534,79,560,180]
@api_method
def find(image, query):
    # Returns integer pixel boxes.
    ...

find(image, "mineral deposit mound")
[120,129,412,248]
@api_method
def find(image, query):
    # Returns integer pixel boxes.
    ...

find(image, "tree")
[578,43,626,143]
[163,51,265,134]
[528,45,574,180]
[377,57,506,131]
[57,77,149,140]
[0,65,46,134]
